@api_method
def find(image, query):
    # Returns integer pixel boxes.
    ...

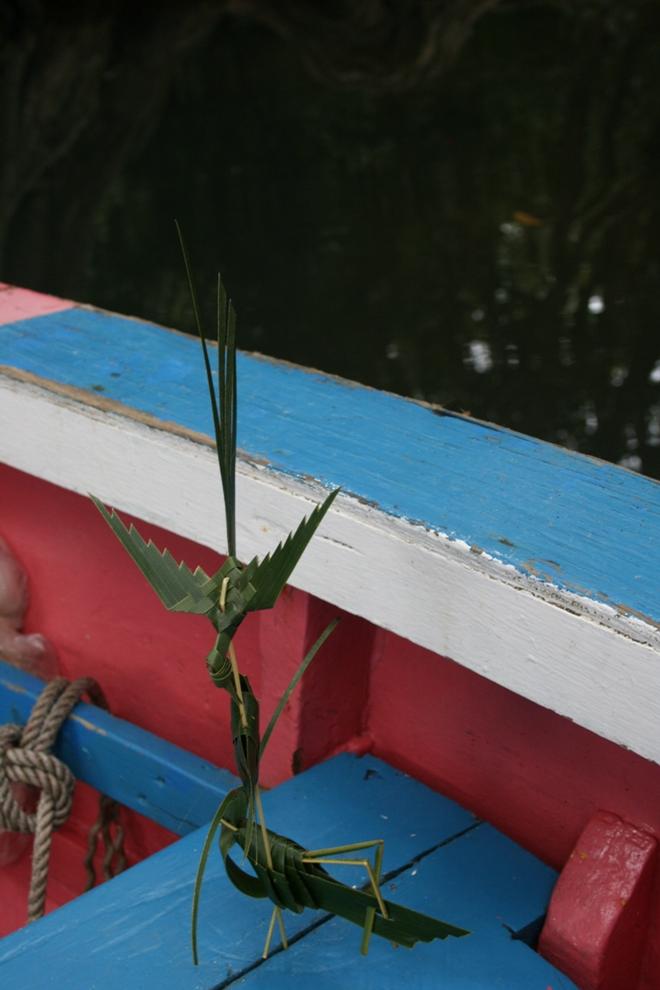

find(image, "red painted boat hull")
[2,462,660,988]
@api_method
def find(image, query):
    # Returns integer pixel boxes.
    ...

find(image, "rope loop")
[0,725,75,833]
[0,676,126,922]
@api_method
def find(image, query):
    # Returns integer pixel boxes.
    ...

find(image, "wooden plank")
[1,301,660,767]
[0,285,71,323]
[1,304,658,621]
[234,825,578,989]
[237,924,578,989]
[0,755,478,988]
[0,659,237,835]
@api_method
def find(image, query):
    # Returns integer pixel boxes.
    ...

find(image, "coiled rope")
[0,676,126,921]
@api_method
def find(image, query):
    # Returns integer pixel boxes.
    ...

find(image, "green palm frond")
[92,488,339,651]
[216,274,237,558]
[259,618,339,757]
[175,222,238,558]
[213,489,339,621]
[92,240,466,966]
[206,491,340,667]
[91,497,221,616]
[248,489,339,611]
[191,789,237,966]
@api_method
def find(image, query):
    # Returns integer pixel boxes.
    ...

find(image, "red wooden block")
[539,811,657,990]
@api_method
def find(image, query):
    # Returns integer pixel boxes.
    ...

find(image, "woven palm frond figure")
[92,227,470,962]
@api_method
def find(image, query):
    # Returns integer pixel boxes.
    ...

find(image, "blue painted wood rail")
[0,658,235,834]
[2,290,660,771]
[0,303,658,619]
[0,661,576,988]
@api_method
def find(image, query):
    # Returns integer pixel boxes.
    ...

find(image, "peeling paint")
[72,714,108,735]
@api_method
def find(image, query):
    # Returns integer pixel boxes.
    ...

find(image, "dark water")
[2,1,660,477]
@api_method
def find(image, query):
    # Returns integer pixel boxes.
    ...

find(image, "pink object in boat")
[0,536,28,628]
[0,536,59,866]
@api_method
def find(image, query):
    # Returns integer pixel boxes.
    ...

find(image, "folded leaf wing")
[91,497,221,616]
[248,489,339,611]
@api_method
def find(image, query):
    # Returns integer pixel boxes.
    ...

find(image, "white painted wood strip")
[2,304,658,625]
[2,369,659,768]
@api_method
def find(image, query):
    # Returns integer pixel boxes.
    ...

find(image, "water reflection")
[2,1,659,478]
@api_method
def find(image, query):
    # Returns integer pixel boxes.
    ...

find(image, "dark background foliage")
[2,0,660,475]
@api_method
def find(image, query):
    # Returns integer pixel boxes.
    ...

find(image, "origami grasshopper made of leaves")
[92,228,469,961]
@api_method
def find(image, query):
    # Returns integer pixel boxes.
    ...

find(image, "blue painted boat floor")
[0,754,576,989]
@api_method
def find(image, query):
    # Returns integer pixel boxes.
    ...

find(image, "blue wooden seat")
[0,660,576,988]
